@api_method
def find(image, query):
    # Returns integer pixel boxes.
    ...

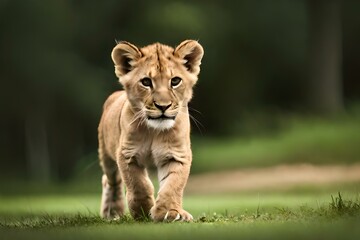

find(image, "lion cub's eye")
[171,77,182,87]
[140,77,152,88]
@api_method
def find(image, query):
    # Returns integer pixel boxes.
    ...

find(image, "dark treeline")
[0,0,359,181]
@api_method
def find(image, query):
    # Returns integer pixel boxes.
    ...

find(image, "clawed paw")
[150,207,193,222]
[163,209,193,222]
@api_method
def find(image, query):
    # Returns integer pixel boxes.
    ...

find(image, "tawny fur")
[98,40,204,222]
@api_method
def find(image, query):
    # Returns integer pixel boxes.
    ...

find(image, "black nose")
[154,102,172,112]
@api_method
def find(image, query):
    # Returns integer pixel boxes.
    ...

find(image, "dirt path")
[186,164,360,194]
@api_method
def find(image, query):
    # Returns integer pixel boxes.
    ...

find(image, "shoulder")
[102,91,126,111]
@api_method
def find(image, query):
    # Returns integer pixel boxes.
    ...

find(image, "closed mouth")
[148,115,175,120]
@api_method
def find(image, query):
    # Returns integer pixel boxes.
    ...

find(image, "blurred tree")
[307,0,343,113]
[0,0,112,181]
[342,1,360,102]
[0,0,359,182]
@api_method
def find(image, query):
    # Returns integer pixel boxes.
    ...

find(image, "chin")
[146,118,175,130]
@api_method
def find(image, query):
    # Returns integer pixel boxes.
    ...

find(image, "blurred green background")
[0,0,359,184]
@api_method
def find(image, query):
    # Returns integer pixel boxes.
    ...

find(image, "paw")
[100,201,124,219]
[163,209,193,222]
[100,177,124,219]
[150,207,193,222]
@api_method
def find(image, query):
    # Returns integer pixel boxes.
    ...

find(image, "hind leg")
[99,155,124,219]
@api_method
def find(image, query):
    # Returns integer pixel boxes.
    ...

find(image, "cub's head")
[111,40,204,130]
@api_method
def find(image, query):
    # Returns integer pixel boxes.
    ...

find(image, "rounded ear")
[111,41,142,77]
[174,40,204,75]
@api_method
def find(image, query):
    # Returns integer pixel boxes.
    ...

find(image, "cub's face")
[111,40,204,130]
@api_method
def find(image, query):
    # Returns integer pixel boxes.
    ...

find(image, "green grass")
[3,221,360,240]
[1,190,360,239]
[192,113,360,173]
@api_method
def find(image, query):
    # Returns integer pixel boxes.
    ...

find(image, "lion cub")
[98,40,204,222]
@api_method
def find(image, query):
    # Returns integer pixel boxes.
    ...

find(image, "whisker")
[189,114,204,134]
[129,109,145,127]
[137,113,146,129]
[188,106,202,115]
[128,112,141,126]
[178,108,204,134]
[189,113,204,128]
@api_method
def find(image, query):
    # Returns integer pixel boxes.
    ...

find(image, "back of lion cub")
[98,40,204,222]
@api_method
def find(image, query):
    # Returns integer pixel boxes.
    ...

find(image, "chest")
[120,131,188,168]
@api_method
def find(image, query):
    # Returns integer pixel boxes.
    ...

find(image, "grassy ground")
[1,188,360,240]
[192,111,360,173]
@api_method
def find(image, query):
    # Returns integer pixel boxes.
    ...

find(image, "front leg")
[150,157,192,222]
[117,155,155,220]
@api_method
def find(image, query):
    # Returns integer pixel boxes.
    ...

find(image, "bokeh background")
[0,0,359,185]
